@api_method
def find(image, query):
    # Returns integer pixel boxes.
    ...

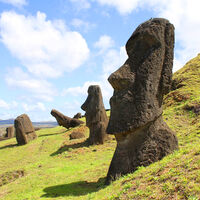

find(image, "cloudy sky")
[0,0,199,121]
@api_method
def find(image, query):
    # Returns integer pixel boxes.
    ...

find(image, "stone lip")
[50,109,84,129]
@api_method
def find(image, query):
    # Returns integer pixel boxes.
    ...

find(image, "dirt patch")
[0,170,25,187]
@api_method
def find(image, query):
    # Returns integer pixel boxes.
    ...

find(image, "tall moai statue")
[81,85,109,145]
[106,18,178,184]
[14,114,37,145]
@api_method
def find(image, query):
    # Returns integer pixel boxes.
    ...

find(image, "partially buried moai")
[105,18,178,184]
[5,126,14,138]
[81,85,109,145]
[14,114,37,145]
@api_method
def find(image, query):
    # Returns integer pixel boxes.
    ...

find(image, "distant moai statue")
[51,109,84,129]
[5,126,14,138]
[105,18,178,184]
[73,113,82,119]
[81,85,109,145]
[14,114,37,145]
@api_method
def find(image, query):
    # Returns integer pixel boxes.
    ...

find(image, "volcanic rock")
[106,18,178,184]
[50,109,84,129]
[5,126,14,138]
[73,113,82,119]
[14,114,37,145]
[69,131,85,140]
[81,85,109,145]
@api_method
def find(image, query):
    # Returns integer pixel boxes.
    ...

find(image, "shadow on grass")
[0,143,17,150]
[39,129,67,138]
[50,140,89,156]
[41,178,106,198]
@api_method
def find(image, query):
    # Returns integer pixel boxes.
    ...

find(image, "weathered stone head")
[15,114,37,145]
[81,85,108,144]
[107,18,174,135]
[106,18,178,184]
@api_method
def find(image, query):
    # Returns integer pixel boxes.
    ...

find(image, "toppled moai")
[5,126,14,138]
[15,114,37,145]
[73,113,82,119]
[50,109,84,129]
[81,85,109,145]
[106,18,178,184]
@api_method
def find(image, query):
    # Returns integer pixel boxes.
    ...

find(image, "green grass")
[0,55,200,199]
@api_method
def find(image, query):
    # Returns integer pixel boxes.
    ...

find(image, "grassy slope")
[0,55,200,200]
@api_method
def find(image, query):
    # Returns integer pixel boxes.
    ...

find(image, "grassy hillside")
[0,55,200,200]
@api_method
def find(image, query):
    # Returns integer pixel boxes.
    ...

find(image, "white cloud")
[71,18,95,32]
[70,0,90,10]
[95,0,200,71]
[0,0,27,7]
[0,11,90,78]
[143,0,200,71]
[5,67,56,101]
[63,81,100,97]
[22,102,46,112]
[63,46,128,104]
[95,0,140,15]
[0,99,10,109]
[94,35,115,54]
[102,46,127,75]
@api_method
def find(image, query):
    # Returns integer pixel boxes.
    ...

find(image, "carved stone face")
[81,85,106,127]
[107,18,174,134]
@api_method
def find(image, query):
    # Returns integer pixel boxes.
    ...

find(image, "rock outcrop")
[15,114,37,145]
[105,18,178,184]
[81,85,108,145]
[50,109,84,129]
[69,131,85,140]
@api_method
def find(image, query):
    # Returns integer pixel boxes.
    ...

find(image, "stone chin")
[106,90,163,135]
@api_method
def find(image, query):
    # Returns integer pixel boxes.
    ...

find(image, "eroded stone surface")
[106,18,178,184]
[81,85,108,145]
[73,113,82,119]
[51,109,84,129]
[69,131,85,140]
[15,114,37,145]
[5,126,14,138]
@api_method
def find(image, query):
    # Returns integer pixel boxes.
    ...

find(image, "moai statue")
[81,85,109,145]
[15,114,37,145]
[105,18,178,184]
[73,113,82,119]
[5,126,14,138]
[51,109,84,129]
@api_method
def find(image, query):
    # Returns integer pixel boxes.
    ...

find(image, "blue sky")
[0,0,200,121]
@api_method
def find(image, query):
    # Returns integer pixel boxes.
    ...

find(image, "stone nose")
[108,63,135,91]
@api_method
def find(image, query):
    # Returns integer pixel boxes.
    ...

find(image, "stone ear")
[160,23,175,95]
